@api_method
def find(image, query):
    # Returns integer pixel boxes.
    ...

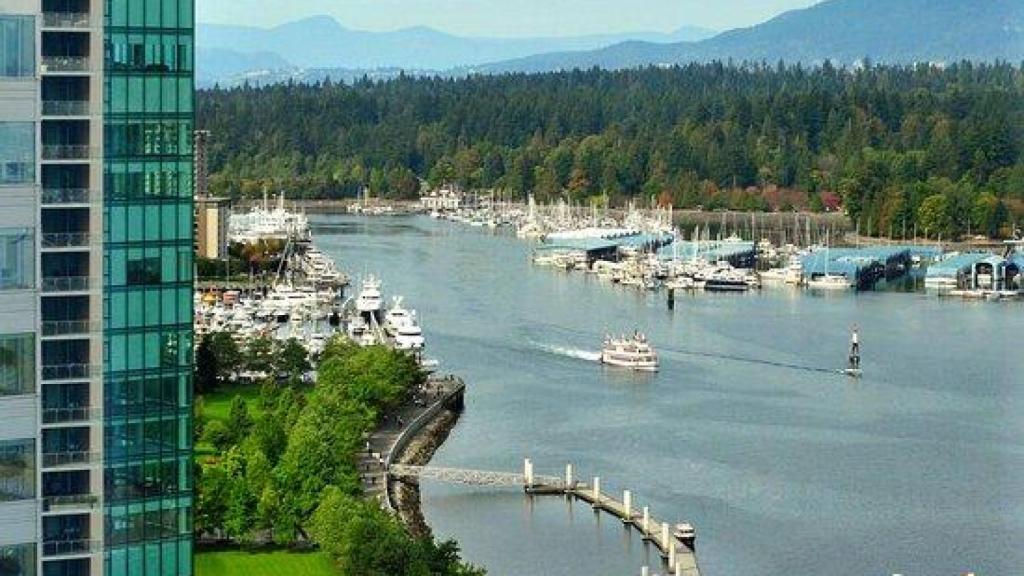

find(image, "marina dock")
[390,458,701,576]
[528,462,701,576]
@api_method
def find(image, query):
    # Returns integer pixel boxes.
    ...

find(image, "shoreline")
[359,376,466,535]
[390,409,461,537]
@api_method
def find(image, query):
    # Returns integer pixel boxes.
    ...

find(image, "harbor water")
[313,214,1024,576]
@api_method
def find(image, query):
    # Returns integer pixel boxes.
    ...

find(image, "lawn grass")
[195,383,265,460]
[195,549,334,576]
[199,383,264,424]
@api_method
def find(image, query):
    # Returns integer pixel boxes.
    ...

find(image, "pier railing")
[390,458,701,576]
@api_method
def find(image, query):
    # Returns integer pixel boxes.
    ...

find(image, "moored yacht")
[383,297,414,334]
[807,273,854,291]
[601,332,659,372]
[355,276,384,315]
[394,323,426,350]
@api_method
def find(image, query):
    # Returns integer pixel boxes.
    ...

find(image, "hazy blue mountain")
[196,16,716,72]
[482,0,1024,72]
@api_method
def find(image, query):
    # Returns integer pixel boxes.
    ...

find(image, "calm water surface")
[314,215,1024,576]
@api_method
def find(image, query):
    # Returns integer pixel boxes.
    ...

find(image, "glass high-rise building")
[0,1,194,575]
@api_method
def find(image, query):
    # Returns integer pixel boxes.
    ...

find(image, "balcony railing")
[41,233,92,249]
[42,12,92,29]
[42,538,101,558]
[41,276,91,293]
[42,451,100,469]
[41,56,91,73]
[41,363,95,381]
[41,320,97,337]
[42,405,99,424]
[42,145,93,161]
[42,494,99,513]
[42,100,92,117]
[42,189,95,205]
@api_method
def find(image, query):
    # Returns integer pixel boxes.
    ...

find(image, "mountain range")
[196,17,716,85]
[197,0,1024,87]
[483,0,1024,73]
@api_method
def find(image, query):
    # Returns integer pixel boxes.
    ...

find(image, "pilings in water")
[522,458,700,576]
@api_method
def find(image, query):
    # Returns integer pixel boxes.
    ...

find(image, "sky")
[197,0,822,37]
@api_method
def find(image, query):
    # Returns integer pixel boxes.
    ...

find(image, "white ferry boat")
[601,332,659,372]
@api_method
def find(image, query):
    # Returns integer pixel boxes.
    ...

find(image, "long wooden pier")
[391,459,701,576]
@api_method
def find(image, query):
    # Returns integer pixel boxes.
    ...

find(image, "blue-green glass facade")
[103,1,194,575]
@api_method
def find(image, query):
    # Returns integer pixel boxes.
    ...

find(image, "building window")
[0,123,35,185]
[0,334,35,397]
[0,439,35,502]
[0,542,35,576]
[0,17,34,78]
[0,229,34,290]
[127,256,161,285]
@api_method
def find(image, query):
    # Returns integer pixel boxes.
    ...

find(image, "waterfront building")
[194,197,229,260]
[0,1,195,575]
[420,185,464,212]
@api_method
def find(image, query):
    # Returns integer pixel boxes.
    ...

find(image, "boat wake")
[532,342,602,363]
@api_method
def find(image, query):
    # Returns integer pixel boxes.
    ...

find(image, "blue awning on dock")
[540,232,674,255]
[658,240,755,260]
[537,238,619,253]
[800,246,917,284]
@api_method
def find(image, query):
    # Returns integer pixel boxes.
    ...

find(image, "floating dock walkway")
[390,459,700,576]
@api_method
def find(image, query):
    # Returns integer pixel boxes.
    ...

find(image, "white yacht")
[807,273,854,290]
[394,323,426,350]
[784,257,805,285]
[665,275,695,290]
[347,315,378,346]
[601,332,659,372]
[759,267,789,284]
[355,276,384,314]
[807,232,849,290]
[383,297,415,336]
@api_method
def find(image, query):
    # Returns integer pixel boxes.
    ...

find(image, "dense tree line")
[195,338,484,575]
[198,62,1024,238]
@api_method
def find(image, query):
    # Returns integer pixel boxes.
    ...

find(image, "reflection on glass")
[0,229,34,290]
[0,17,34,78]
[0,333,35,397]
[0,123,35,185]
[0,439,35,502]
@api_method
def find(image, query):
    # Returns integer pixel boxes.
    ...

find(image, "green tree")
[277,339,310,381]
[226,396,254,446]
[195,337,219,394]
[201,419,233,453]
[245,337,275,376]
[972,191,1006,238]
[208,331,241,384]
[917,194,953,239]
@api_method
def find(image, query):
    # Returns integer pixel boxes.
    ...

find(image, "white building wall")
[0,0,42,560]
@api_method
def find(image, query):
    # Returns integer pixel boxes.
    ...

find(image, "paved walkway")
[358,376,460,504]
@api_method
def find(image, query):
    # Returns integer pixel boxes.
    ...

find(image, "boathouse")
[660,240,757,268]
[970,255,1021,291]
[801,246,915,290]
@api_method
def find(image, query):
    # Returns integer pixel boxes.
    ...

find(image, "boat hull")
[600,355,659,372]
